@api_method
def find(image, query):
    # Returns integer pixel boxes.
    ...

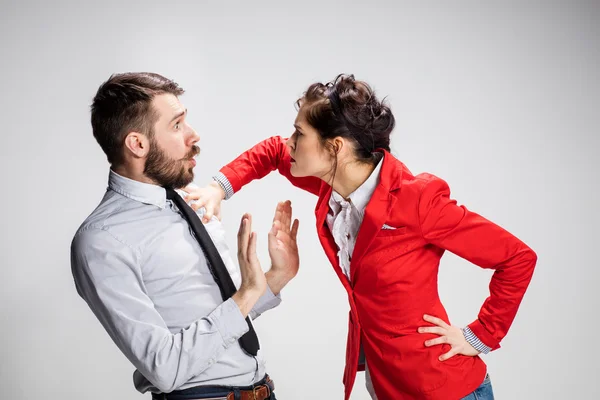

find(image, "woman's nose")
[285,138,294,152]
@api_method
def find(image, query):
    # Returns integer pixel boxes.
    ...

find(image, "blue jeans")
[461,373,494,400]
[151,375,276,400]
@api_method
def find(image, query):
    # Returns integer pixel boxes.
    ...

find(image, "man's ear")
[124,132,150,158]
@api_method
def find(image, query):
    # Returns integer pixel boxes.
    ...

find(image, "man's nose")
[189,126,200,144]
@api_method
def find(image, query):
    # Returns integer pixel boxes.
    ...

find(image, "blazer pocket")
[377,226,407,237]
[381,334,448,393]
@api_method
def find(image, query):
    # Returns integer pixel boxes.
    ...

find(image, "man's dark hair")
[91,72,184,165]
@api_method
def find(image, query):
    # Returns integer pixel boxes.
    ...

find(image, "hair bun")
[370,101,395,137]
[330,74,395,152]
[297,73,395,159]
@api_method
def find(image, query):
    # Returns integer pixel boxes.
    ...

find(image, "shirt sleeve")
[250,284,282,320]
[70,228,250,393]
[201,212,282,319]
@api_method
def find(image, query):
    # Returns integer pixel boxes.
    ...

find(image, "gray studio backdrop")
[1,1,598,399]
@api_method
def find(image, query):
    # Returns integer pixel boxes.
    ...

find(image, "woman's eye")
[175,123,180,130]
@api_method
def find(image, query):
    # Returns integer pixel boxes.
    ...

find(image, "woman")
[186,74,536,400]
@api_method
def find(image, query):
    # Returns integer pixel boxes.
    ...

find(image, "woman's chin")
[289,164,303,177]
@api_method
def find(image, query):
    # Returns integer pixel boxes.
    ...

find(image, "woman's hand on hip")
[418,314,480,361]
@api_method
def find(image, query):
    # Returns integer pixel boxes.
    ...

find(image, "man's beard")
[144,137,200,189]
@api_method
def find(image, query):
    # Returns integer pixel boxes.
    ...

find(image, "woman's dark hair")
[296,74,395,167]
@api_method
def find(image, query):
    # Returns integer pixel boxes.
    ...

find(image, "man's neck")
[112,164,157,186]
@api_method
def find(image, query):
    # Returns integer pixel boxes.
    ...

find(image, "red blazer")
[220,136,537,399]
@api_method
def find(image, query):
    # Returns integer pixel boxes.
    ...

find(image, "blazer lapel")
[350,151,403,283]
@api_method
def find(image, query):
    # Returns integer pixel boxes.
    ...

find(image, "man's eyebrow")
[170,109,187,124]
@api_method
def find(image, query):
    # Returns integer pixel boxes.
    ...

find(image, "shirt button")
[208,358,215,364]
[229,338,236,344]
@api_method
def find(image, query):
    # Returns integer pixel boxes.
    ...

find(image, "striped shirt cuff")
[463,326,492,354]
[212,172,235,200]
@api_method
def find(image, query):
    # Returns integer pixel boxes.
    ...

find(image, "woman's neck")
[330,161,377,199]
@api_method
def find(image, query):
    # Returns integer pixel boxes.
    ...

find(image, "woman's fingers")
[423,314,450,329]
[439,347,459,362]
[418,326,446,336]
[424,336,448,347]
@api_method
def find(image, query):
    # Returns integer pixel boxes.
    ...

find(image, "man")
[71,72,299,400]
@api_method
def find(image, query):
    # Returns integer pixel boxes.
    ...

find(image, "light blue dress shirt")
[71,170,281,394]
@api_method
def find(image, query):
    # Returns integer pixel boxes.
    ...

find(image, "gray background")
[1,1,598,399]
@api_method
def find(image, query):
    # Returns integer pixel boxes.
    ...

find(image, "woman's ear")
[331,137,344,155]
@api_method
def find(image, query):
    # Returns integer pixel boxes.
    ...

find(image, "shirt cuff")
[249,284,282,320]
[208,297,249,347]
[463,326,492,354]
[212,172,235,200]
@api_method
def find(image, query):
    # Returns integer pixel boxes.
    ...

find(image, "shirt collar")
[329,152,384,213]
[108,170,168,209]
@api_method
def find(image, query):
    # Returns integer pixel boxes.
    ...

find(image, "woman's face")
[286,106,335,179]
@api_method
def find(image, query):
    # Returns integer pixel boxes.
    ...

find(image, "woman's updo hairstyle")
[296,73,395,165]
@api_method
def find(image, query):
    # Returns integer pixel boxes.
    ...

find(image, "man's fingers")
[237,214,250,260]
[286,201,293,229]
[237,216,246,257]
[291,219,299,240]
[243,215,254,258]
[275,229,291,245]
[272,202,283,223]
[282,200,292,230]
[272,201,292,231]
[270,220,281,235]
[248,231,258,263]
[237,215,245,239]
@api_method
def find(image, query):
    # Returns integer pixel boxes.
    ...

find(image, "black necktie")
[165,188,260,356]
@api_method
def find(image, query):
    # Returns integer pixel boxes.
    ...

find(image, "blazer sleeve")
[417,174,537,351]
[218,136,323,196]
